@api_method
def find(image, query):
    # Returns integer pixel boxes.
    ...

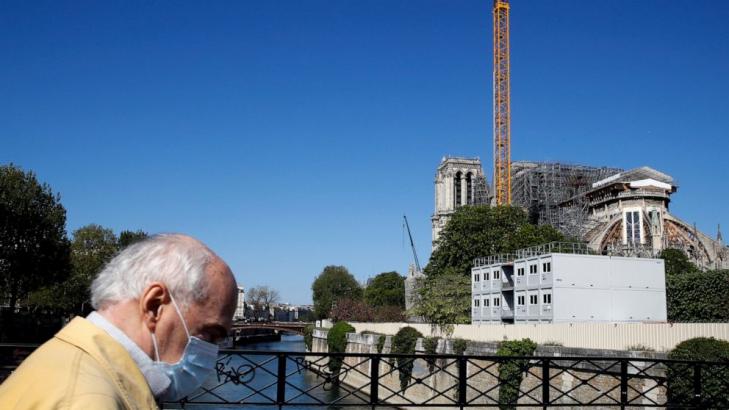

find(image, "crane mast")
[493,0,511,205]
[403,215,421,272]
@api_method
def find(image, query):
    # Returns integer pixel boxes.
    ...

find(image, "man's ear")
[140,282,169,332]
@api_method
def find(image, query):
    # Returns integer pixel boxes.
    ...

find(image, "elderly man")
[0,234,238,409]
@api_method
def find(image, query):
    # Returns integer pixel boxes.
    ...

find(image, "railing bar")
[542,358,549,409]
[693,362,702,407]
[370,356,379,408]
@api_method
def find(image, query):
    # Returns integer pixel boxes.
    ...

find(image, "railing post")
[277,353,286,408]
[693,362,702,407]
[542,358,550,409]
[458,356,468,407]
[370,356,380,409]
[620,359,628,409]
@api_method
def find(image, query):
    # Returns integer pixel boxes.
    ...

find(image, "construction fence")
[348,322,729,353]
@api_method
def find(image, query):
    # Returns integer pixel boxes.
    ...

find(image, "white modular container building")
[472,244,666,324]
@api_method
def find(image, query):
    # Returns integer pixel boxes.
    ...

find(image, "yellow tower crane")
[493,0,511,205]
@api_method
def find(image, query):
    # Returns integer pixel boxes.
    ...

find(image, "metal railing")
[2,345,728,408]
[168,350,727,408]
[516,241,595,258]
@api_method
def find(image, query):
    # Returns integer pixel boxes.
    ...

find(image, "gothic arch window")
[466,172,473,205]
[454,172,462,207]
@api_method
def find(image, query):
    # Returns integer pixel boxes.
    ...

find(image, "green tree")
[426,206,565,278]
[0,164,71,311]
[660,248,698,276]
[364,271,405,309]
[118,229,148,249]
[410,269,471,336]
[311,265,362,319]
[31,224,118,312]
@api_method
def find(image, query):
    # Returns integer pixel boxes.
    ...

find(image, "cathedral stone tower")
[431,157,489,248]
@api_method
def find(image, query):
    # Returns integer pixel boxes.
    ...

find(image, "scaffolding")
[472,174,491,206]
[510,161,623,238]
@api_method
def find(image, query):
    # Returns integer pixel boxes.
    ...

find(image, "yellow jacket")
[0,317,158,409]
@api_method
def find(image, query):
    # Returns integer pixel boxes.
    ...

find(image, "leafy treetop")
[410,268,471,336]
[311,265,362,319]
[426,205,565,278]
[660,248,698,276]
[0,164,71,308]
[364,271,405,309]
[118,230,149,249]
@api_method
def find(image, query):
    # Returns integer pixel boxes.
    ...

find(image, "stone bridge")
[231,321,310,335]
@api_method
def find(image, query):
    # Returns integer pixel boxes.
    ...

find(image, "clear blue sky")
[2,1,727,304]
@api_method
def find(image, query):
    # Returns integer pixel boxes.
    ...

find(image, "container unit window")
[529,264,538,274]
[542,262,551,273]
[517,267,525,276]
[474,298,480,307]
[493,297,501,307]
[484,298,490,307]
[493,270,501,280]
[542,292,552,305]
[516,295,526,306]
[529,294,538,305]
[474,273,480,282]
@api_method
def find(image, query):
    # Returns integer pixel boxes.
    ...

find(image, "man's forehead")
[198,260,237,321]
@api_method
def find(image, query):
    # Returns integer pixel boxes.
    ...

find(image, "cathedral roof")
[592,166,675,189]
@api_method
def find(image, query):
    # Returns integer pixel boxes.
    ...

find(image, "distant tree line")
[0,164,148,342]
[311,266,406,322]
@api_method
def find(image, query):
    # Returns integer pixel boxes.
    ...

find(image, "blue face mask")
[150,292,220,402]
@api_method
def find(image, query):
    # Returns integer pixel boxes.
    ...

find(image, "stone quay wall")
[310,329,669,408]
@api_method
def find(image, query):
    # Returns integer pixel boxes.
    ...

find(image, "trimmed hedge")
[667,337,729,407]
[422,336,440,372]
[326,321,355,378]
[376,335,386,354]
[303,324,314,351]
[392,326,423,390]
[666,270,729,322]
[497,339,537,409]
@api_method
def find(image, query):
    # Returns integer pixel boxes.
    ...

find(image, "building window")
[626,210,641,244]
[474,298,480,307]
[543,293,552,304]
[517,295,525,306]
[529,264,537,274]
[454,172,462,207]
[466,172,473,205]
[474,274,480,282]
[484,298,490,307]
[493,297,501,307]
[493,270,501,280]
[529,294,538,305]
[485,272,490,281]
[542,262,551,273]
[517,267,525,276]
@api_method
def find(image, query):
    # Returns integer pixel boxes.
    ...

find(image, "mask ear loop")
[168,291,191,339]
[151,332,161,362]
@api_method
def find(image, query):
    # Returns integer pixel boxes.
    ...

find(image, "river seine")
[165,334,384,409]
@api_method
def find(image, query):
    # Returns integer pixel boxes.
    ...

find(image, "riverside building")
[471,242,667,324]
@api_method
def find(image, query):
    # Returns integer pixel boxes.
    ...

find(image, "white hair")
[91,233,216,310]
